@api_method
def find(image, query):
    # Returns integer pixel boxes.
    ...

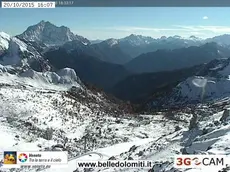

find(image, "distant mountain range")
[61,38,132,64]
[14,21,230,65]
[118,34,204,58]
[2,20,230,105]
[125,42,230,73]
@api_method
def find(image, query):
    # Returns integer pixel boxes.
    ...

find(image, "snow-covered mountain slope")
[0,68,121,151]
[103,38,119,47]
[157,58,230,106]
[1,37,27,66]
[0,66,230,172]
[40,103,230,172]
[17,21,90,47]
[18,68,83,88]
[0,32,28,66]
[0,69,135,170]
[0,68,83,91]
[168,76,230,105]
[0,32,11,52]
[0,32,26,53]
[0,32,51,72]
[0,64,17,73]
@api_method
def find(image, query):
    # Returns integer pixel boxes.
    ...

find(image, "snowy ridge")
[56,68,82,85]
[0,64,8,72]
[0,32,27,52]
[0,67,83,90]
[0,31,51,72]
[0,38,24,66]
[120,34,155,46]
[160,58,230,106]
[0,32,11,50]
[119,34,203,47]
[0,64,16,73]
[166,35,203,42]
[160,35,203,46]
[104,38,119,47]
[189,35,203,41]
[11,37,28,52]
[170,76,230,104]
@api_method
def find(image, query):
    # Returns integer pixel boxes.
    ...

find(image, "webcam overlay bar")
[1,0,230,7]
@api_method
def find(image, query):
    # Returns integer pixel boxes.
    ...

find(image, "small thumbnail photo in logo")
[18,153,28,163]
[0,152,3,167]
[3,151,17,164]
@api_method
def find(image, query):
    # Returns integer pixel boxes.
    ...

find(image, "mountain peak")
[173,35,182,39]
[102,38,119,47]
[17,21,89,47]
[37,20,45,25]
[189,35,202,41]
[37,20,54,27]
[126,34,152,39]
[38,20,46,24]
[160,36,167,39]
[120,34,154,46]
[128,34,140,38]
[189,35,198,39]
[129,34,136,37]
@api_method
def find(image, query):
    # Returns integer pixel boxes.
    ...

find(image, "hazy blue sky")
[1,8,230,40]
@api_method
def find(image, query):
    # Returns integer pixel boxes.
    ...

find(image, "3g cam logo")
[174,155,227,168]
[176,157,201,166]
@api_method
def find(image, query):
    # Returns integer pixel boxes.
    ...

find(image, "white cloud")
[74,25,230,39]
[190,32,205,35]
[203,16,208,20]
[174,25,230,33]
[104,26,186,32]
